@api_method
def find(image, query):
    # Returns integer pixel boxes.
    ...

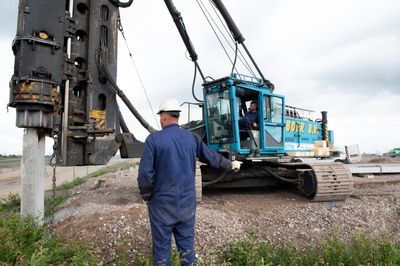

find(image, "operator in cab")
[137,97,242,265]
[239,100,259,130]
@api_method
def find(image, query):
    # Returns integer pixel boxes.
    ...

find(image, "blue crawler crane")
[164,0,353,201]
[193,74,352,201]
[8,0,352,201]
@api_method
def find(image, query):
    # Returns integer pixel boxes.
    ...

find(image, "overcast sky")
[0,0,399,155]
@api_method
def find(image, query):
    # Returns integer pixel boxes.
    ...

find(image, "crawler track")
[306,163,354,201]
[198,161,354,201]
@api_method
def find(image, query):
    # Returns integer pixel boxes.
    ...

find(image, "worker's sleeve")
[137,136,155,201]
[194,133,232,171]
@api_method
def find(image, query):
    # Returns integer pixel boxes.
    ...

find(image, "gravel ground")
[54,160,400,264]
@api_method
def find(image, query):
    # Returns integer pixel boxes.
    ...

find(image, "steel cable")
[208,0,257,77]
[195,0,237,73]
[96,34,157,133]
[118,15,160,129]
[205,0,257,77]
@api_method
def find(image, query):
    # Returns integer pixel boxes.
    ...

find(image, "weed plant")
[0,194,20,214]
[1,160,136,219]
[222,233,400,266]
[0,214,97,265]
[2,159,399,265]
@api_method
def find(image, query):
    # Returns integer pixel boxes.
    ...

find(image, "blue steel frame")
[203,75,286,156]
[259,91,286,155]
[284,117,323,152]
[202,75,334,158]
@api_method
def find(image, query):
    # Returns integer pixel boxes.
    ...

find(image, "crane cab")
[203,74,286,159]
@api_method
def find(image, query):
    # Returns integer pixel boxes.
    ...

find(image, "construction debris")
[54,164,400,263]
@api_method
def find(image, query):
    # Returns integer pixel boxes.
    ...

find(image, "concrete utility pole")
[20,129,45,224]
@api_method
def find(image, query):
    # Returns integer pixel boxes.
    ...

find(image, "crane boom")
[163,0,205,81]
[209,0,273,89]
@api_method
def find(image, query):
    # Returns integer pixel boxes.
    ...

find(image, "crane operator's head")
[249,100,257,113]
[157,97,182,128]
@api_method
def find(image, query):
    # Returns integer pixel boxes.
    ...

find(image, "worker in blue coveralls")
[138,97,242,266]
[239,100,258,130]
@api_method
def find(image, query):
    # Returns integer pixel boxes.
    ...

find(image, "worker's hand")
[231,160,243,172]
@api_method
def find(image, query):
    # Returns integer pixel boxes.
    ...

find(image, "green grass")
[57,160,136,191]
[129,233,400,265]
[42,167,115,216]
[0,155,21,160]
[0,160,136,265]
[222,233,400,266]
[43,160,137,217]
[0,194,21,214]
[2,159,399,265]
[1,214,398,266]
[1,160,137,218]
[0,214,97,265]
[127,247,182,266]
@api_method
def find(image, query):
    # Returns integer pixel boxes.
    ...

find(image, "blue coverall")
[239,111,258,130]
[138,123,231,266]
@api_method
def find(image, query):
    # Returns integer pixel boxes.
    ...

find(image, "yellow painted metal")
[39,32,49,39]
[11,81,57,105]
[90,110,106,129]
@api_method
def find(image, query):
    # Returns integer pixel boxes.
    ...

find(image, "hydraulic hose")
[164,0,206,82]
[96,39,156,133]
[109,0,134,8]
[210,0,274,90]
[262,167,299,184]
[210,0,245,43]
[202,170,228,187]
[191,63,203,102]
[118,105,142,143]
[109,74,156,133]
[117,105,130,133]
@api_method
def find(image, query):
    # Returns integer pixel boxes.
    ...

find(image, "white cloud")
[0,0,399,155]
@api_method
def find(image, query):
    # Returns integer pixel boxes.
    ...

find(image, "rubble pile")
[55,166,400,263]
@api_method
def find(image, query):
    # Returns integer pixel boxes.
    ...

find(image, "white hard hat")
[157,97,182,114]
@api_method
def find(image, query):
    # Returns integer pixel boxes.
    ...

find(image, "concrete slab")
[347,164,400,174]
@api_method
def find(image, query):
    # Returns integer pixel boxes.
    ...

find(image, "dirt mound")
[360,154,400,164]
[54,167,400,264]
